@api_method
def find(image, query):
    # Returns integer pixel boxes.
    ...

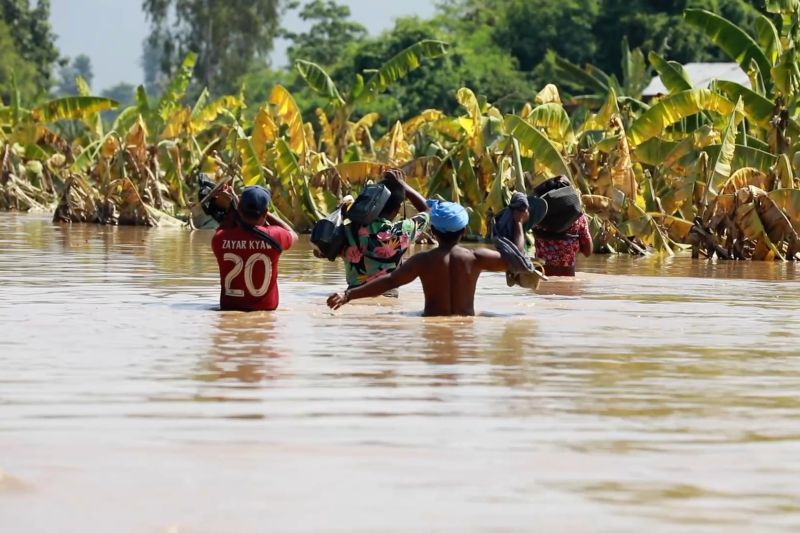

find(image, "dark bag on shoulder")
[311,208,346,261]
[347,184,391,225]
[534,176,583,235]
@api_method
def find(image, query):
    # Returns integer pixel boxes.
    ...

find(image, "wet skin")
[328,239,508,317]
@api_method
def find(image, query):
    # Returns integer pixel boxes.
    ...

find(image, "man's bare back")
[327,240,507,316]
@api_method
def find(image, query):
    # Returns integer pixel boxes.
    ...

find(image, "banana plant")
[296,40,449,162]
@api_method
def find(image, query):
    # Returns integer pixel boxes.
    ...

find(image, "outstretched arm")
[474,248,509,273]
[328,254,424,310]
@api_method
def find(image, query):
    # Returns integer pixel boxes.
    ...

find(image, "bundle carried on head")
[532,175,583,237]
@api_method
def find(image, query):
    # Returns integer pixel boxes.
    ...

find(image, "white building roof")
[642,62,751,96]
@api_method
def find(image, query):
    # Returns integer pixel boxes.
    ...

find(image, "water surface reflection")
[1,214,799,532]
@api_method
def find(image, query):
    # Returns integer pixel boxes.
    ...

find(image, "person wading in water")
[327,200,512,317]
[341,169,431,292]
[211,186,297,311]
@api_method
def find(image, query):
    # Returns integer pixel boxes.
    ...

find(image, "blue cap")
[427,199,469,233]
[239,186,271,217]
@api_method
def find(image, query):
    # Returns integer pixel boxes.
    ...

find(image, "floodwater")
[1,213,800,533]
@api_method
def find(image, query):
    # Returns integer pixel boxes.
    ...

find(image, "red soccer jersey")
[211,225,294,311]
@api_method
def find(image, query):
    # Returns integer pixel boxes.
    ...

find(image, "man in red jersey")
[211,186,297,311]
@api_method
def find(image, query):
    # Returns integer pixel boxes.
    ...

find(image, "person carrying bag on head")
[338,169,430,292]
[531,176,592,277]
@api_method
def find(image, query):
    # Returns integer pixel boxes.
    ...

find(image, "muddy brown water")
[1,213,800,532]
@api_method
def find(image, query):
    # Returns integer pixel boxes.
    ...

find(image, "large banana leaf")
[552,56,608,94]
[311,162,387,188]
[504,115,572,179]
[707,98,743,200]
[157,53,197,121]
[295,60,345,105]
[269,85,308,159]
[628,89,735,146]
[704,144,777,172]
[712,80,775,128]
[684,9,773,93]
[238,137,264,186]
[362,40,449,98]
[33,97,119,122]
[527,103,574,145]
[191,95,242,132]
[754,12,782,65]
[648,52,692,93]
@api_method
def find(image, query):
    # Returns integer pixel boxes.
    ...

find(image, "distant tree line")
[0,0,765,121]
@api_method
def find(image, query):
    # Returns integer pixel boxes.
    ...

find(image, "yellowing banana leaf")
[237,137,264,186]
[311,161,387,188]
[191,95,242,133]
[458,151,483,207]
[651,213,694,244]
[157,53,197,121]
[161,107,191,139]
[608,117,638,200]
[721,167,770,194]
[619,202,674,255]
[252,107,278,164]
[707,97,743,197]
[774,153,794,189]
[504,115,572,179]
[535,84,561,105]
[402,109,445,138]
[704,143,777,172]
[269,85,307,160]
[33,96,119,123]
[582,194,614,219]
[629,89,735,146]
[527,103,574,145]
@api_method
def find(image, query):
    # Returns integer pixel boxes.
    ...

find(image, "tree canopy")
[142,0,281,94]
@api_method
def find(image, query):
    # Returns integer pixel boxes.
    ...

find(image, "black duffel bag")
[532,176,583,235]
[311,208,347,261]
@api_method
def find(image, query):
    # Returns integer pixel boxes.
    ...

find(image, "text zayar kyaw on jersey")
[221,240,275,250]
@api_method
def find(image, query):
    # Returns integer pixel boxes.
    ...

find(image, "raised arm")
[383,169,429,214]
[327,253,424,310]
[266,212,298,245]
[474,248,509,273]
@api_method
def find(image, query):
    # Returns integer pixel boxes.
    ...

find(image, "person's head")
[428,199,469,246]
[379,175,406,219]
[237,186,271,225]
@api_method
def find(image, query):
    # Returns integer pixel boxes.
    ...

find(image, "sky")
[50,0,437,92]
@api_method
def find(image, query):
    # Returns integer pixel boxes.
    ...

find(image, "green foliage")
[0,0,60,91]
[0,20,37,102]
[142,0,281,94]
[284,0,367,67]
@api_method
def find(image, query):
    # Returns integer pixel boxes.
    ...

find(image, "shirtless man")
[326,200,509,317]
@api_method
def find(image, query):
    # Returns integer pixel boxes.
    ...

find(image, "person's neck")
[436,240,459,252]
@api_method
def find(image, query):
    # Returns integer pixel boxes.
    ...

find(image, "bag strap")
[233,211,285,252]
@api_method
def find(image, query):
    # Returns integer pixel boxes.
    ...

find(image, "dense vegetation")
[0,0,799,260]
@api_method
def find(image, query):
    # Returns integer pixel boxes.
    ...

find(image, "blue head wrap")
[427,199,469,233]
